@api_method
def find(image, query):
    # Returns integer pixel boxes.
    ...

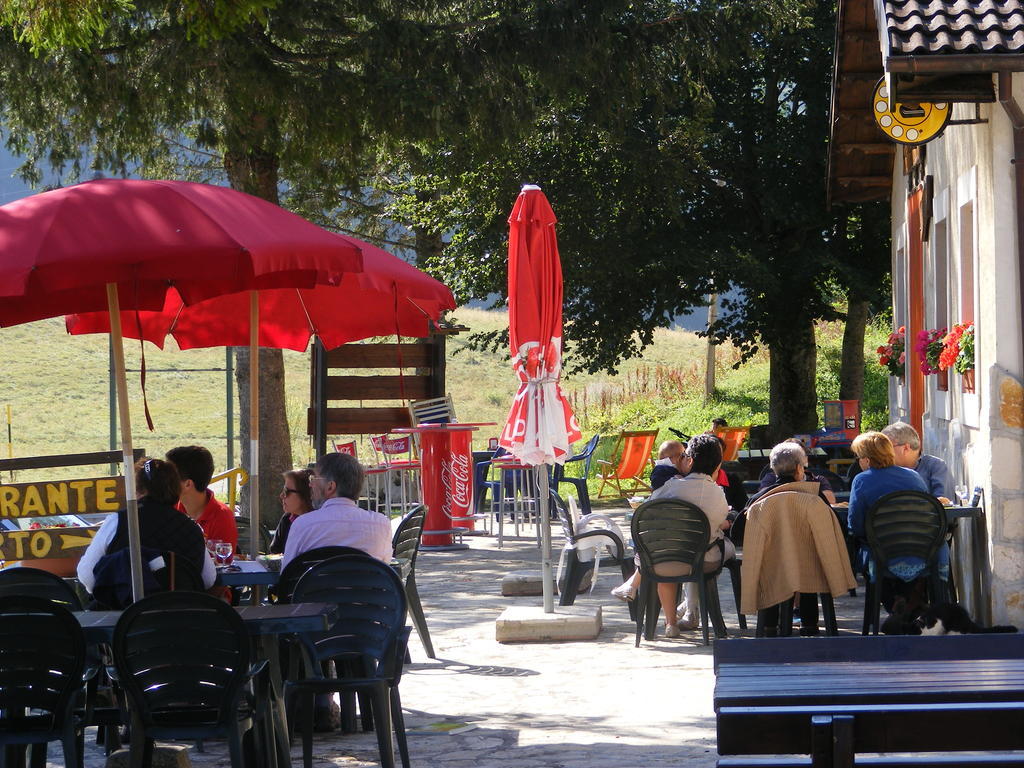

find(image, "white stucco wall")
[889,82,1024,626]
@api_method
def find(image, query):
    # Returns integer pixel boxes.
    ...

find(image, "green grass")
[0,309,892,486]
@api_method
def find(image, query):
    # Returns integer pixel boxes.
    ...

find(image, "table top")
[74,601,336,642]
[218,559,280,587]
[715,658,1024,709]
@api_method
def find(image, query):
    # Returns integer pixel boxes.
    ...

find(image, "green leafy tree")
[0,1,792,519]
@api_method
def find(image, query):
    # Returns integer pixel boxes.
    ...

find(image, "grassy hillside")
[0,308,890,483]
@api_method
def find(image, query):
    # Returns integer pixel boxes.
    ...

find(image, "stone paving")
[67,503,868,768]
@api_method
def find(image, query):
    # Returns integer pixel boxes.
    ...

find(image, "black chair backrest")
[549,490,576,542]
[814,469,848,493]
[112,591,250,729]
[291,555,407,672]
[631,498,712,580]
[275,545,373,603]
[0,566,83,610]
[865,490,948,576]
[0,595,85,727]
[391,505,426,578]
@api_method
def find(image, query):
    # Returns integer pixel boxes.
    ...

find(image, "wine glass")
[215,541,234,567]
[955,484,970,506]
[206,538,219,558]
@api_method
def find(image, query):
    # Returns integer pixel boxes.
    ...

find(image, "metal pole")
[109,335,117,476]
[249,292,260,558]
[538,465,554,613]
[704,293,719,404]
[226,347,234,470]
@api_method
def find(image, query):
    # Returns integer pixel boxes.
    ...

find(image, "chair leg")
[697,579,710,646]
[369,684,396,768]
[390,687,410,768]
[821,593,839,636]
[705,575,728,639]
[725,559,746,630]
[634,580,649,647]
[870,580,882,636]
[778,596,794,637]
[227,723,246,768]
[405,577,436,659]
[644,581,660,641]
[301,693,315,768]
[559,557,589,607]
[862,578,876,635]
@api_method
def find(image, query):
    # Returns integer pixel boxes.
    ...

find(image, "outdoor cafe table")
[217,559,280,587]
[74,602,337,768]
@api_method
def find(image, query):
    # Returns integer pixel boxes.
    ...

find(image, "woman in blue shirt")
[848,431,948,609]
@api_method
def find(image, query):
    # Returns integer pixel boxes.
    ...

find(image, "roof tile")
[882,0,1024,55]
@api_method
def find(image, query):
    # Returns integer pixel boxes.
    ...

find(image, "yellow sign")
[0,525,100,560]
[872,78,950,145]
[0,476,124,519]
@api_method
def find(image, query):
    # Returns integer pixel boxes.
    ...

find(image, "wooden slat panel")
[324,375,432,401]
[0,476,125,519]
[324,344,433,369]
[0,449,145,473]
[306,407,412,436]
[0,525,100,560]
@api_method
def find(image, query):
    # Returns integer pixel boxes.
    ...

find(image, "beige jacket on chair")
[740,481,856,614]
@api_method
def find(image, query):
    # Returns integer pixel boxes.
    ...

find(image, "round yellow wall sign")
[872,78,950,145]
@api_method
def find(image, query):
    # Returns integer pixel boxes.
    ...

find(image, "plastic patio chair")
[391,505,435,660]
[630,498,729,646]
[371,434,421,515]
[550,490,634,610]
[862,490,949,635]
[111,591,272,768]
[285,555,411,768]
[595,430,658,498]
[271,545,374,604]
[0,595,87,768]
[0,566,83,609]
[714,426,750,462]
[552,433,601,515]
[408,394,456,425]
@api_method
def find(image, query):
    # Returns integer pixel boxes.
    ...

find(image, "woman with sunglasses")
[269,468,313,554]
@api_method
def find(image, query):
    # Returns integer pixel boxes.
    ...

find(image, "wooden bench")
[714,635,1024,768]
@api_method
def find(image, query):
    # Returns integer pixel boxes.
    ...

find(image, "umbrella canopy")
[66,236,455,350]
[0,179,364,602]
[0,178,363,327]
[498,184,581,613]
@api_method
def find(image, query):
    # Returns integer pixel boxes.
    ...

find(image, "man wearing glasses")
[881,422,954,504]
[281,452,393,568]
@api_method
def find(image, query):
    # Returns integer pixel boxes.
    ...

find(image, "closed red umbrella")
[67,234,455,555]
[0,179,364,601]
[499,184,581,612]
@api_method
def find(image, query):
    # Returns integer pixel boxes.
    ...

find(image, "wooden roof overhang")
[828,0,896,206]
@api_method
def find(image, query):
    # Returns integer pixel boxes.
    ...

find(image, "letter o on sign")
[29,532,52,558]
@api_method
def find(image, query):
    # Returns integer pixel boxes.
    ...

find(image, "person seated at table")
[756,439,837,505]
[167,444,238,550]
[650,439,688,490]
[77,458,216,607]
[611,434,735,637]
[848,431,948,611]
[743,442,832,635]
[711,417,728,431]
[282,452,393,567]
[269,468,313,554]
[881,421,954,504]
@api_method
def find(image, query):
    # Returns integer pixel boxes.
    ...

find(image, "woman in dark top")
[77,457,215,607]
[269,468,313,554]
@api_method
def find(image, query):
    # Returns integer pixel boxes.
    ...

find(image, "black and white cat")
[881,598,1017,635]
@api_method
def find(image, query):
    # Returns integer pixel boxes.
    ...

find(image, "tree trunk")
[224,137,291,533]
[839,295,869,402]
[768,319,819,442]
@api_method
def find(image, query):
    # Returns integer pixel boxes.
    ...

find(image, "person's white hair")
[881,421,921,451]
[769,442,805,476]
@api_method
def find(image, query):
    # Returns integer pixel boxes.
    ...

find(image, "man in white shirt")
[282,452,393,568]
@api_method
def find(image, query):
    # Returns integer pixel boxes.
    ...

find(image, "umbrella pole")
[249,291,260,558]
[106,284,145,603]
[538,465,554,613]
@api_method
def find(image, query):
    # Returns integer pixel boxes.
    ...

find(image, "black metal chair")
[391,505,434,659]
[111,591,272,768]
[631,498,728,646]
[549,490,634,610]
[0,596,86,768]
[552,434,601,515]
[862,490,949,635]
[271,545,372,603]
[285,555,411,768]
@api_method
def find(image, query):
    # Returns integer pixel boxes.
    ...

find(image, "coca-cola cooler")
[396,423,481,549]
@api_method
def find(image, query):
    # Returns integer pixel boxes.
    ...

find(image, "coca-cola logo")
[440,451,472,515]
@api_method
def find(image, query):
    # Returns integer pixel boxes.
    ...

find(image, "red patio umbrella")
[67,235,456,555]
[498,184,581,612]
[0,179,364,601]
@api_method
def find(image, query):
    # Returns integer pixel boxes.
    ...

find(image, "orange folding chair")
[714,427,750,462]
[595,430,659,498]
